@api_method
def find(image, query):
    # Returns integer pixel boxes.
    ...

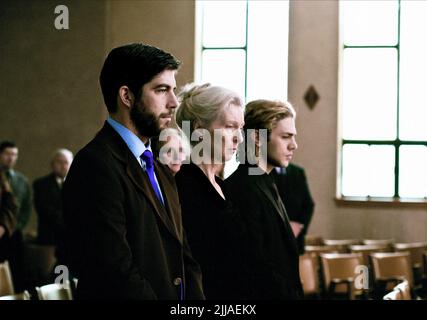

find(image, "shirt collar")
[107,117,152,161]
[275,167,287,175]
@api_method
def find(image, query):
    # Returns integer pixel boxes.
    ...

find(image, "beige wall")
[0,0,106,180]
[288,0,427,242]
[0,0,107,234]
[105,0,195,89]
[0,0,195,235]
[1,0,425,241]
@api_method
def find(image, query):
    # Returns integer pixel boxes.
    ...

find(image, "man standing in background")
[0,140,31,291]
[33,148,73,266]
[0,141,31,235]
[0,169,18,262]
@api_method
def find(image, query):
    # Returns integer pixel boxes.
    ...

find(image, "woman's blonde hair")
[157,127,191,159]
[175,83,243,144]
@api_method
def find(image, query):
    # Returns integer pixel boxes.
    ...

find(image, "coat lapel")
[255,178,285,221]
[155,162,183,240]
[254,176,299,255]
[125,153,183,245]
[99,121,183,246]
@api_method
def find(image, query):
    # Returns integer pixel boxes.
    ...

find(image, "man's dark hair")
[0,141,17,153]
[100,43,181,113]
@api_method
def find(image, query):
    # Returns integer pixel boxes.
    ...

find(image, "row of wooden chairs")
[304,239,427,283]
[0,260,73,300]
[299,250,426,299]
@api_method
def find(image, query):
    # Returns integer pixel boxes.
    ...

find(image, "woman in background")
[153,127,190,176]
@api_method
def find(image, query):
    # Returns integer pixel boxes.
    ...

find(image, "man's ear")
[118,86,134,109]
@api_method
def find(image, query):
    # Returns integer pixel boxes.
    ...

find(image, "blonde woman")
[175,83,246,299]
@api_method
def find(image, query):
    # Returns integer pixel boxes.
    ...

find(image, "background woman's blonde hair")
[244,99,296,141]
[157,127,191,159]
[175,83,243,145]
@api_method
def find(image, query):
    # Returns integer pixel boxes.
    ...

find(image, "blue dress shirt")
[107,117,165,204]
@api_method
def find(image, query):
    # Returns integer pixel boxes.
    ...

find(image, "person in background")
[63,43,204,300]
[271,163,315,254]
[152,127,190,176]
[0,141,31,236]
[0,140,31,291]
[224,99,303,299]
[33,148,73,266]
[175,83,246,299]
[0,169,18,262]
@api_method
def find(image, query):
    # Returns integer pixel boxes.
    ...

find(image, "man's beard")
[130,101,162,138]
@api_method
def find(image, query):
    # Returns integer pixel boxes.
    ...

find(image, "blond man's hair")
[244,99,296,141]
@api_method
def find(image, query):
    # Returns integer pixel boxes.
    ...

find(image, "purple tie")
[141,150,164,205]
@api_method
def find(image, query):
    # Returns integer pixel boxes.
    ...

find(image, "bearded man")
[63,43,204,300]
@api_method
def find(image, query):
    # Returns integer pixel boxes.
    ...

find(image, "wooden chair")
[370,252,413,299]
[0,260,14,297]
[363,239,394,251]
[349,244,390,267]
[305,235,323,246]
[36,281,73,300]
[393,242,427,288]
[323,239,361,253]
[305,246,341,295]
[299,253,320,298]
[305,245,342,256]
[320,253,365,299]
[0,290,31,300]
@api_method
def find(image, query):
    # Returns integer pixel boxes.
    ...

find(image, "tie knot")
[141,150,154,169]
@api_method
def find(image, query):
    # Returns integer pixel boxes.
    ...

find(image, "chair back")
[305,235,323,246]
[305,245,341,257]
[349,244,390,266]
[323,239,361,253]
[0,290,31,300]
[0,261,14,296]
[363,239,394,251]
[299,253,319,296]
[320,253,364,297]
[393,242,427,268]
[36,281,73,300]
[370,252,413,289]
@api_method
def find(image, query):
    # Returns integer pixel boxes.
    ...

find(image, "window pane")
[202,1,247,47]
[399,145,427,198]
[342,144,395,197]
[246,0,289,102]
[341,0,398,46]
[399,1,427,141]
[201,49,245,99]
[342,48,397,140]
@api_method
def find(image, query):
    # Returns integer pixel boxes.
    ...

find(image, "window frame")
[337,0,427,204]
